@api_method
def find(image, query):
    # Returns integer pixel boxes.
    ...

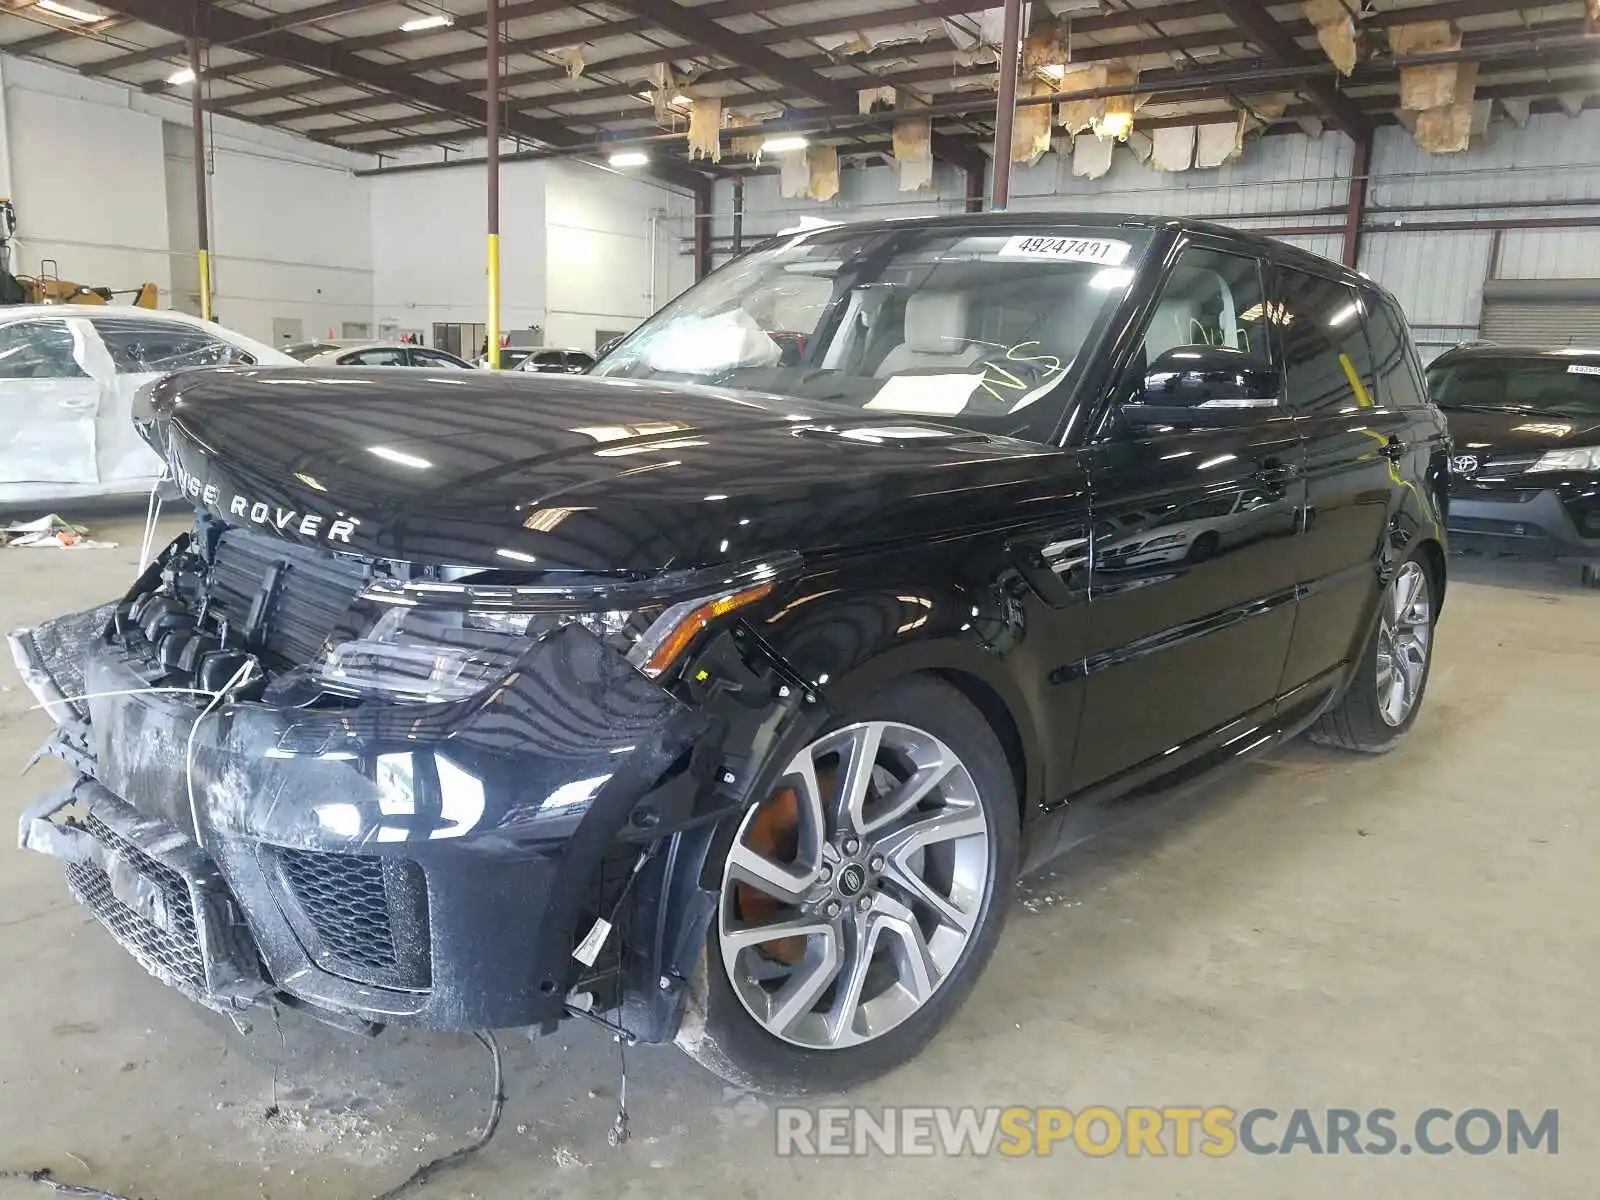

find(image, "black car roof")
[780,211,1383,298]
[1428,343,1600,367]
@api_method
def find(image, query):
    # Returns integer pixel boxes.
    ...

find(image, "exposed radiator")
[204,528,368,665]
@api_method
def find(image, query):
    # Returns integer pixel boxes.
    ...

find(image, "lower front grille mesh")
[277,849,430,987]
[64,813,206,995]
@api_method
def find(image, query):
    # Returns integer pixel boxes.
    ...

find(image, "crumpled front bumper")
[10,609,717,1032]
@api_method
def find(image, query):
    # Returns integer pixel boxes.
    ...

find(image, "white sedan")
[0,305,292,507]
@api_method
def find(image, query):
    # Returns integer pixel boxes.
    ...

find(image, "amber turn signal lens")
[639,581,774,676]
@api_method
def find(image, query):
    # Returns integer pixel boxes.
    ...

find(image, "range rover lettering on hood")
[170,457,358,543]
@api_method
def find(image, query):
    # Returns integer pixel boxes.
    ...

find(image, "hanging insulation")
[892,117,933,192]
[808,144,840,202]
[688,96,722,162]
[1303,0,1357,75]
[1072,132,1114,179]
[1195,114,1248,168]
[1013,79,1055,166]
[1151,125,1196,172]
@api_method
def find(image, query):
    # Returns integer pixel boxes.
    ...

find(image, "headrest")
[902,291,970,355]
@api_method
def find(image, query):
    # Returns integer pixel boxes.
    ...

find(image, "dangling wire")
[137,469,168,574]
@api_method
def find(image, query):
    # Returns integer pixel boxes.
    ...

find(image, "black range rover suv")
[1428,343,1600,585]
[11,216,1449,1094]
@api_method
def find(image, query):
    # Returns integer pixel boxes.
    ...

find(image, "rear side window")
[1273,268,1377,413]
[1366,297,1430,410]
[410,348,469,369]
[344,347,408,366]
[95,318,253,372]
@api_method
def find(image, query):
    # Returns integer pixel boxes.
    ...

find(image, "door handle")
[1379,437,1408,461]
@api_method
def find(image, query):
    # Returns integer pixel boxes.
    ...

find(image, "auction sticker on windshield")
[997,236,1131,265]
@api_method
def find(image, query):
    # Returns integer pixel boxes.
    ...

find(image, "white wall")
[1,56,374,345]
[709,109,1600,360]
[368,150,694,353]
[6,64,174,303]
[371,156,547,342]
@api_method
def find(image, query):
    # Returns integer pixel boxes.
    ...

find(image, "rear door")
[0,318,101,485]
[1272,267,1412,694]
[1071,241,1306,790]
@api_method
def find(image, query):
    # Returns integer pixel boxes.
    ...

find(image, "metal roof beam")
[1211,0,1372,138]
[92,0,581,147]
[81,0,404,76]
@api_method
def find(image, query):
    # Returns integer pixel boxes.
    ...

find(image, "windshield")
[593,224,1149,442]
[1429,358,1600,417]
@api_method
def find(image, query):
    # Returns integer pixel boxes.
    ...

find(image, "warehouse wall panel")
[1,56,373,344]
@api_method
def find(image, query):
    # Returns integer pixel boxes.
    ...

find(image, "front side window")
[1107,245,1280,427]
[1429,357,1600,418]
[94,318,253,373]
[1139,246,1271,364]
[1274,269,1377,413]
[0,320,89,380]
[593,225,1151,442]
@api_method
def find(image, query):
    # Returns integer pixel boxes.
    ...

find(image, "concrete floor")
[0,516,1594,1199]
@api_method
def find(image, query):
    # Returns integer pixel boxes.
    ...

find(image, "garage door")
[1479,279,1600,348]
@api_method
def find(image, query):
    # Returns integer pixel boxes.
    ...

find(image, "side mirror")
[1124,345,1280,426]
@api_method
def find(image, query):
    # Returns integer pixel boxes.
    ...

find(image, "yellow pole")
[197,249,213,323]
[487,234,501,369]
[485,0,501,368]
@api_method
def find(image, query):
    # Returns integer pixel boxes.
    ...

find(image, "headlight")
[1528,446,1600,473]
[308,558,793,704]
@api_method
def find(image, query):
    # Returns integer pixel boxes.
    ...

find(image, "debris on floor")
[1,515,117,550]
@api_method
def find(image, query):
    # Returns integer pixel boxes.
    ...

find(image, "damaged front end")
[10,521,813,1039]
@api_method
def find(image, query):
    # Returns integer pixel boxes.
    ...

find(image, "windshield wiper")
[1443,402,1566,416]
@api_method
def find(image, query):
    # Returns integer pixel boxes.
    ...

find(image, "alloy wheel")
[717,720,992,1050]
[1375,561,1432,727]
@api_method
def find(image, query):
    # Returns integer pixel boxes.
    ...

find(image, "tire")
[675,673,1020,1095]
[1310,551,1438,753]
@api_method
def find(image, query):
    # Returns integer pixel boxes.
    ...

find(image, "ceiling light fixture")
[608,150,650,167]
[36,0,103,21]
[167,66,196,85]
[761,134,809,153]
[400,11,453,31]
[1091,110,1133,140]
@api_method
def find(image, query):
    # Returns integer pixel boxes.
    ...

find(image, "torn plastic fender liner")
[615,623,837,1042]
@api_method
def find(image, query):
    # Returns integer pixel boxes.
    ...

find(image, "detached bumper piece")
[21,782,266,1015]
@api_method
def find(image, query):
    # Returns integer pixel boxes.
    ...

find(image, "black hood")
[1441,408,1600,456]
[147,367,1067,572]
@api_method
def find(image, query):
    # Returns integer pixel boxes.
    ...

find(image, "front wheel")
[1310,554,1437,753]
[675,674,1019,1095]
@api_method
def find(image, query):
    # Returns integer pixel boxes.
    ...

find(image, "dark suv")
[11,216,1448,1095]
[1428,344,1600,585]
